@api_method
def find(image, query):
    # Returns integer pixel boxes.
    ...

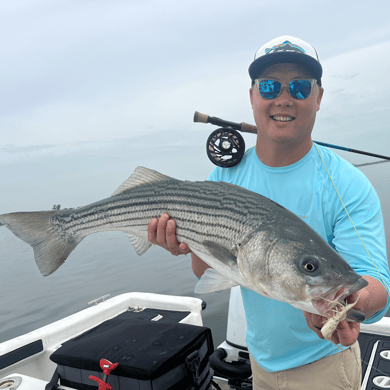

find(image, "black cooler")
[46,311,214,390]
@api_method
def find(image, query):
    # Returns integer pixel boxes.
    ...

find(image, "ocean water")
[0,163,389,348]
[0,229,231,347]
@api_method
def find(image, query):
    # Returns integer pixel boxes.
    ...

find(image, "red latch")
[89,358,119,390]
[89,376,113,390]
[100,359,119,376]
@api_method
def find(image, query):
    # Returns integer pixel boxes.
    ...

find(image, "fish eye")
[300,258,319,274]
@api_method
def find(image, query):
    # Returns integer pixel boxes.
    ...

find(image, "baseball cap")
[249,36,322,86]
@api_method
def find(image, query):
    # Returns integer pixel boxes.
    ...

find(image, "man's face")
[250,63,324,148]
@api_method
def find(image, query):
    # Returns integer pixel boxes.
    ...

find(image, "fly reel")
[195,111,390,168]
[206,128,245,168]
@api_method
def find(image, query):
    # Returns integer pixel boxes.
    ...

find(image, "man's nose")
[275,85,293,105]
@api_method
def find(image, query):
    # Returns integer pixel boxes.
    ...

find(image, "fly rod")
[194,111,390,162]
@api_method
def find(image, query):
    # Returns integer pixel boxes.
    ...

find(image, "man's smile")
[271,115,295,122]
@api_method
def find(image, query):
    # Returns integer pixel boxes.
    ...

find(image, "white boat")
[1,287,390,390]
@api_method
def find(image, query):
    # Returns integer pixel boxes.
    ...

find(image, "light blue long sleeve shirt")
[208,144,390,372]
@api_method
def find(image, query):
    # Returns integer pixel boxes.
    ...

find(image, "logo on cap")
[265,40,305,55]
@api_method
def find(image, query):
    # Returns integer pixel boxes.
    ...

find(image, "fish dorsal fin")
[112,167,173,196]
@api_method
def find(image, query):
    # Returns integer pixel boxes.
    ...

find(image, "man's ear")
[317,87,324,112]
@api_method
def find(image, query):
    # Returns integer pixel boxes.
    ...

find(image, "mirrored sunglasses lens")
[289,80,312,99]
[258,80,281,99]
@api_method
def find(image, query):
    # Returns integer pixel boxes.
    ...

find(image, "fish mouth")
[310,277,368,321]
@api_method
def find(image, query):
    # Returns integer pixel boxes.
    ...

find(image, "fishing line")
[305,146,390,380]
[194,111,390,298]
[354,160,390,168]
[313,143,390,300]
[314,142,390,385]
[195,112,390,380]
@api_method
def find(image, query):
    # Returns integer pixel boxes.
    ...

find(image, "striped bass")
[0,166,367,321]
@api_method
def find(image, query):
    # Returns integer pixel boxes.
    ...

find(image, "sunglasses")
[255,79,317,100]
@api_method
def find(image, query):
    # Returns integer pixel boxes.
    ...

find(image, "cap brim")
[249,52,323,84]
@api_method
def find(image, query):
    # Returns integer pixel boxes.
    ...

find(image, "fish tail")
[0,211,80,276]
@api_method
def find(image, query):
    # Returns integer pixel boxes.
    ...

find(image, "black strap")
[45,367,59,390]
[186,350,201,385]
[186,349,212,390]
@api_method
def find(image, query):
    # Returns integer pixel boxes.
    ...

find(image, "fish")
[0,166,368,323]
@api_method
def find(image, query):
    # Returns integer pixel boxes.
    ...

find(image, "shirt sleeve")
[331,176,390,323]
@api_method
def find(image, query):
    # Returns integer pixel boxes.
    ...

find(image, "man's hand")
[303,311,361,346]
[303,278,385,347]
[148,213,191,256]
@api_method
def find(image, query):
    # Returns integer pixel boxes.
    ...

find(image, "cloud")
[1,1,390,167]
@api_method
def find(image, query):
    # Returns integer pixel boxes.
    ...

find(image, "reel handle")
[194,111,257,134]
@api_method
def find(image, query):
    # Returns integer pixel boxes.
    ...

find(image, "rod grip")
[241,122,257,134]
[193,111,258,134]
[193,111,209,124]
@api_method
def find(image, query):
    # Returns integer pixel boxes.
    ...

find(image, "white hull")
[1,289,390,390]
[0,292,204,389]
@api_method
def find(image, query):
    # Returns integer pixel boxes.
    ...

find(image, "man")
[148,36,390,389]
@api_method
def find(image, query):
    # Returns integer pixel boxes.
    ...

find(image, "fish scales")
[59,181,264,234]
[53,181,258,247]
[0,166,369,332]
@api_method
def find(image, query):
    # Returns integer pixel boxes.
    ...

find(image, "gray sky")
[1,0,390,213]
[1,2,390,344]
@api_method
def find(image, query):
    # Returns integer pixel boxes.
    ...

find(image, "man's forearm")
[360,276,389,319]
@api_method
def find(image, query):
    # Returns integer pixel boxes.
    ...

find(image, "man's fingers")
[148,218,159,243]
[303,311,325,338]
[179,242,191,255]
[166,219,177,242]
[334,320,360,347]
[147,214,191,256]
[156,213,170,246]
[304,309,361,347]
[163,217,191,255]
[166,219,181,254]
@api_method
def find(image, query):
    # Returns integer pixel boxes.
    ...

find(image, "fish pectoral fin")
[195,268,238,293]
[202,240,237,266]
[128,234,153,256]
